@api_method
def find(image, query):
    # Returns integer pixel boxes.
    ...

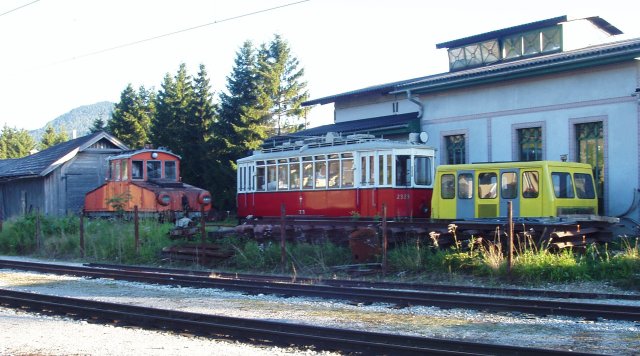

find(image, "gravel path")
[0,256,639,355]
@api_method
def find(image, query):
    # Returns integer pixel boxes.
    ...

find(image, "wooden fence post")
[281,203,286,272]
[80,210,85,258]
[507,201,514,278]
[382,204,388,275]
[134,205,140,255]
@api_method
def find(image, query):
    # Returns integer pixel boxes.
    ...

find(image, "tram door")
[499,169,520,217]
[476,170,499,218]
[456,170,475,218]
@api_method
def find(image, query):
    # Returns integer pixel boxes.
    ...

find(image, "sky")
[0,0,638,131]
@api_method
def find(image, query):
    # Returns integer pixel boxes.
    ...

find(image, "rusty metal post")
[79,210,85,258]
[382,204,388,274]
[281,203,286,272]
[134,205,140,255]
[200,204,207,265]
[0,207,3,233]
[507,201,514,277]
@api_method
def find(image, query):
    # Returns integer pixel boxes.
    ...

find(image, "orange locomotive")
[84,149,212,218]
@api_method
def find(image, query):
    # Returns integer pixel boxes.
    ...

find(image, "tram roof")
[239,138,435,163]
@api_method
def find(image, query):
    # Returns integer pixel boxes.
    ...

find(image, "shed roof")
[0,131,128,181]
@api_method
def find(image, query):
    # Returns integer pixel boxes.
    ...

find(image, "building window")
[445,134,466,164]
[518,127,542,161]
[575,121,604,210]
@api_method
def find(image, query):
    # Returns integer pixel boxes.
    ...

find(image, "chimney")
[72,129,77,139]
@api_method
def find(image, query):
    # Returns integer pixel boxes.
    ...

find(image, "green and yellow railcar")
[431,161,598,219]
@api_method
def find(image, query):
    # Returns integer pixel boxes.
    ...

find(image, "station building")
[300,15,640,221]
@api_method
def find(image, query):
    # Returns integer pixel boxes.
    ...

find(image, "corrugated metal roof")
[0,131,127,180]
[303,36,640,106]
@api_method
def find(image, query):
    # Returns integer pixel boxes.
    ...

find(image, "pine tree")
[0,125,36,158]
[108,84,153,148]
[89,118,106,133]
[39,124,68,150]
[257,34,310,136]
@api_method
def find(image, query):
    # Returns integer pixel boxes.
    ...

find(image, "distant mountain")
[29,102,114,142]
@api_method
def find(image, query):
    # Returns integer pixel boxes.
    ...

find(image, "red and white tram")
[236,133,435,219]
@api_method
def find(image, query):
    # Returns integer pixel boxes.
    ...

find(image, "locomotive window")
[341,158,354,187]
[165,161,177,180]
[278,164,288,189]
[501,172,517,199]
[302,162,313,189]
[458,173,473,199]
[551,172,575,198]
[522,171,539,198]
[289,162,300,189]
[395,155,411,187]
[120,160,128,180]
[414,156,432,186]
[573,173,596,199]
[256,166,266,191]
[113,160,121,181]
[315,161,327,189]
[147,161,161,179]
[441,174,455,199]
[132,161,143,180]
[478,172,497,199]
[328,160,339,188]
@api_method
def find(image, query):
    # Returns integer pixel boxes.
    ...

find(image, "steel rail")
[1,259,639,322]
[87,262,640,300]
[0,288,600,355]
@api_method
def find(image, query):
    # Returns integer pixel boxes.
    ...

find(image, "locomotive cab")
[84,149,212,218]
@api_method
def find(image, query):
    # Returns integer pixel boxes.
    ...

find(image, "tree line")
[0,124,69,158]
[97,35,310,209]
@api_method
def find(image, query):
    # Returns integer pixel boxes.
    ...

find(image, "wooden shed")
[0,131,128,219]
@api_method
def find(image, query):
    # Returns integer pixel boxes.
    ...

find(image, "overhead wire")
[0,0,40,18]
[54,0,311,65]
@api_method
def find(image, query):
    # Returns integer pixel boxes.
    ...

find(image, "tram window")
[574,173,595,199]
[165,161,177,180]
[458,173,473,199]
[302,162,313,189]
[132,161,143,180]
[147,161,161,179]
[501,172,517,199]
[328,160,339,188]
[522,171,539,198]
[441,174,455,199]
[289,162,300,189]
[256,166,266,191]
[278,164,288,189]
[315,161,327,188]
[395,155,411,186]
[478,172,497,199]
[238,167,244,191]
[551,172,575,198]
[341,159,354,187]
[414,156,432,186]
[266,165,277,191]
[120,160,128,180]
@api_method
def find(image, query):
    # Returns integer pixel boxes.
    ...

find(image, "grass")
[0,214,638,289]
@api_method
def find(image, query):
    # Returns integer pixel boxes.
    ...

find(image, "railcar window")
[289,158,300,189]
[522,171,539,198]
[573,173,596,199]
[266,165,277,191]
[165,161,177,180]
[278,162,288,189]
[478,172,497,199]
[315,161,327,188]
[395,155,411,186]
[302,160,313,189]
[341,158,354,187]
[378,154,392,186]
[328,159,339,188]
[147,161,161,179]
[414,156,432,186]
[458,173,473,199]
[501,172,518,199]
[132,161,143,180]
[441,174,455,199]
[551,172,575,198]
[120,160,128,180]
[256,166,265,191]
[113,160,121,181]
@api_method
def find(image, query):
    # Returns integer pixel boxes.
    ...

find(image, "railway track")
[1,259,639,322]
[0,288,600,355]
